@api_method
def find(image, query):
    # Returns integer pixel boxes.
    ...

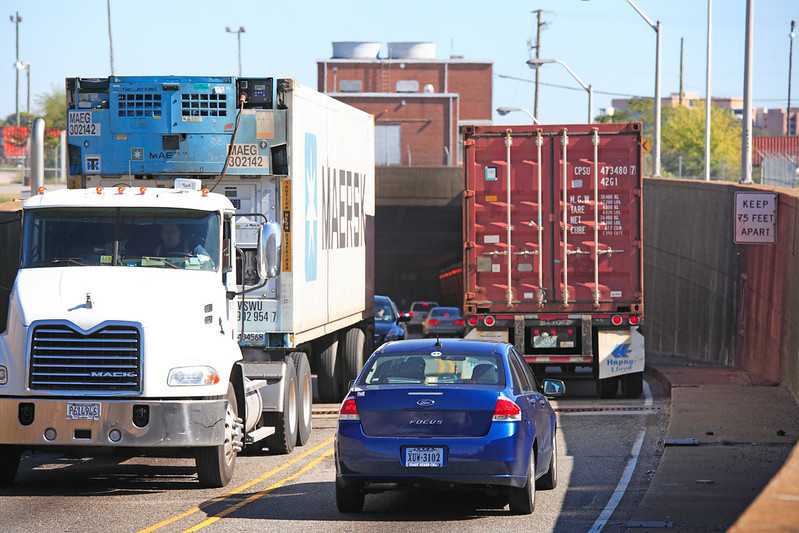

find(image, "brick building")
[317,42,492,166]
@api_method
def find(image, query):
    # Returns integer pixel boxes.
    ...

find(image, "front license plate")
[405,447,444,467]
[66,402,101,420]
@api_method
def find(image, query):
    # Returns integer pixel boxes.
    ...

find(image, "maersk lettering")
[321,166,365,250]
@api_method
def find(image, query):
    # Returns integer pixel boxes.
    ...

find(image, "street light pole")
[788,20,796,135]
[497,107,540,124]
[626,0,661,177]
[527,58,592,122]
[10,11,22,126]
[226,26,246,77]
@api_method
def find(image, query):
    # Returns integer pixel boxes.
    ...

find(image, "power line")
[495,73,639,98]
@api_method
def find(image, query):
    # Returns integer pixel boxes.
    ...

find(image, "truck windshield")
[21,208,220,271]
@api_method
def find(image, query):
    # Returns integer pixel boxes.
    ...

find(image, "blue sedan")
[334,338,565,514]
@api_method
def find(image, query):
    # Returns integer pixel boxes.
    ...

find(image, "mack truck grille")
[29,324,141,392]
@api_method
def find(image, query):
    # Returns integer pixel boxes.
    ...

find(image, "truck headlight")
[0,366,6,385]
[168,366,220,386]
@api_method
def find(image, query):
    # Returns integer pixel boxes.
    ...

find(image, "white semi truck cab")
[0,73,375,488]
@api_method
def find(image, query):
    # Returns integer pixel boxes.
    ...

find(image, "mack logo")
[409,419,443,425]
[91,371,137,378]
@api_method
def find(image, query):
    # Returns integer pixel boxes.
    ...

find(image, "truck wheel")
[196,383,241,487]
[597,377,619,399]
[265,360,298,454]
[0,446,21,486]
[316,334,340,403]
[291,351,313,446]
[622,372,644,399]
[341,327,366,392]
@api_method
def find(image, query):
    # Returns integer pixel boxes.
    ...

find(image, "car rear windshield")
[360,353,504,386]
[411,302,438,312]
[429,307,460,317]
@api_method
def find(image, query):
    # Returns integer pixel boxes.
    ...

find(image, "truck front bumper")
[0,397,228,447]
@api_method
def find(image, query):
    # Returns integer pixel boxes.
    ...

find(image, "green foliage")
[661,102,741,180]
[35,86,67,130]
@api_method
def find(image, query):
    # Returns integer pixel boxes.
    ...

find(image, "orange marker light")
[201,188,209,197]
[95,186,103,194]
[117,186,125,194]
[37,186,45,195]
[139,187,147,195]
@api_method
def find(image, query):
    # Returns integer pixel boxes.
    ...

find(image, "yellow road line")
[137,437,334,533]
[183,447,335,532]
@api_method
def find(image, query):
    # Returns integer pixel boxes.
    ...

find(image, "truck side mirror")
[258,221,282,280]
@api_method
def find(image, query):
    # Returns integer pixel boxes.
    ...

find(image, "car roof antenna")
[434,325,442,348]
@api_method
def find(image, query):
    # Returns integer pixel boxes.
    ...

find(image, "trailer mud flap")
[598,327,644,379]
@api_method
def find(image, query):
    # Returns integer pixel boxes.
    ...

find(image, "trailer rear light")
[629,316,640,325]
[483,316,496,327]
[492,397,522,421]
[467,317,478,326]
[611,315,623,326]
[339,398,360,421]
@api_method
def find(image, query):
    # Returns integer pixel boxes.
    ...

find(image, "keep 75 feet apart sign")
[735,192,777,244]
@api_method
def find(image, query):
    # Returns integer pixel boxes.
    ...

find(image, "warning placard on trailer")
[734,192,777,244]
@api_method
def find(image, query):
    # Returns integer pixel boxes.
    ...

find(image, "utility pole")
[10,11,22,126]
[530,10,547,120]
[788,20,795,135]
[107,0,115,75]
[679,37,684,106]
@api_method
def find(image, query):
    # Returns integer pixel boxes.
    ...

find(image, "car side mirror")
[542,379,565,397]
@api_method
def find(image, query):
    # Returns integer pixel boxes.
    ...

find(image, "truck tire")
[291,351,313,446]
[622,372,644,399]
[265,360,298,454]
[196,383,241,487]
[0,446,21,486]
[597,377,619,399]
[341,327,366,392]
[316,334,341,403]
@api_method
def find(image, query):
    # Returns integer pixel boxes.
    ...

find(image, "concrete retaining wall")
[644,178,799,402]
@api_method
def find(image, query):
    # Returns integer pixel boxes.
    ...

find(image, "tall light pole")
[527,58,593,123]
[226,26,246,77]
[14,61,30,115]
[10,12,22,126]
[788,20,796,135]
[497,107,540,124]
[705,0,712,181]
[626,0,661,178]
[107,0,115,75]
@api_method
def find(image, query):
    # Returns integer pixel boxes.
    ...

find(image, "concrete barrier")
[644,177,799,403]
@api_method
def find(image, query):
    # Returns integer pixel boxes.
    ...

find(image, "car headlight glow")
[167,366,220,386]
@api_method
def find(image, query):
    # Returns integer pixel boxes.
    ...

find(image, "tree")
[35,86,67,131]
[661,102,741,180]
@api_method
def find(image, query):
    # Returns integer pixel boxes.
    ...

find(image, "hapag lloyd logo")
[606,343,634,372]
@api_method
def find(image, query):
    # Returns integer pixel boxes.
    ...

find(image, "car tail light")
[467,317,478,326]
[492,397,522,421]
[455,319,465,326]
[629,316,640,325]
[483,316,496,327]
[611,315,623,326]
[430,319,439,325]
[339,398,360,421]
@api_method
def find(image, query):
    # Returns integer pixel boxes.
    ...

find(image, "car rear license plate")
[66,402,101,420]
[534,335,558,348]
[405,447,444,467]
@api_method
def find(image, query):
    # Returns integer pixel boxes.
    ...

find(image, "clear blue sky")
[1,0,796,125]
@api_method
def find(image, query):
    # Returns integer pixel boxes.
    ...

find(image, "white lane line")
[643,378,653,406]
[588,427,646,532]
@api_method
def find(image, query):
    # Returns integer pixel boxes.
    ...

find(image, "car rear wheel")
[336,478,364,513]
[508,448,535,514]
[537,430,558,490]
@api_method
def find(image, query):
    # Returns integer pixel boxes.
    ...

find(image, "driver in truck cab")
[156,223,209,257]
